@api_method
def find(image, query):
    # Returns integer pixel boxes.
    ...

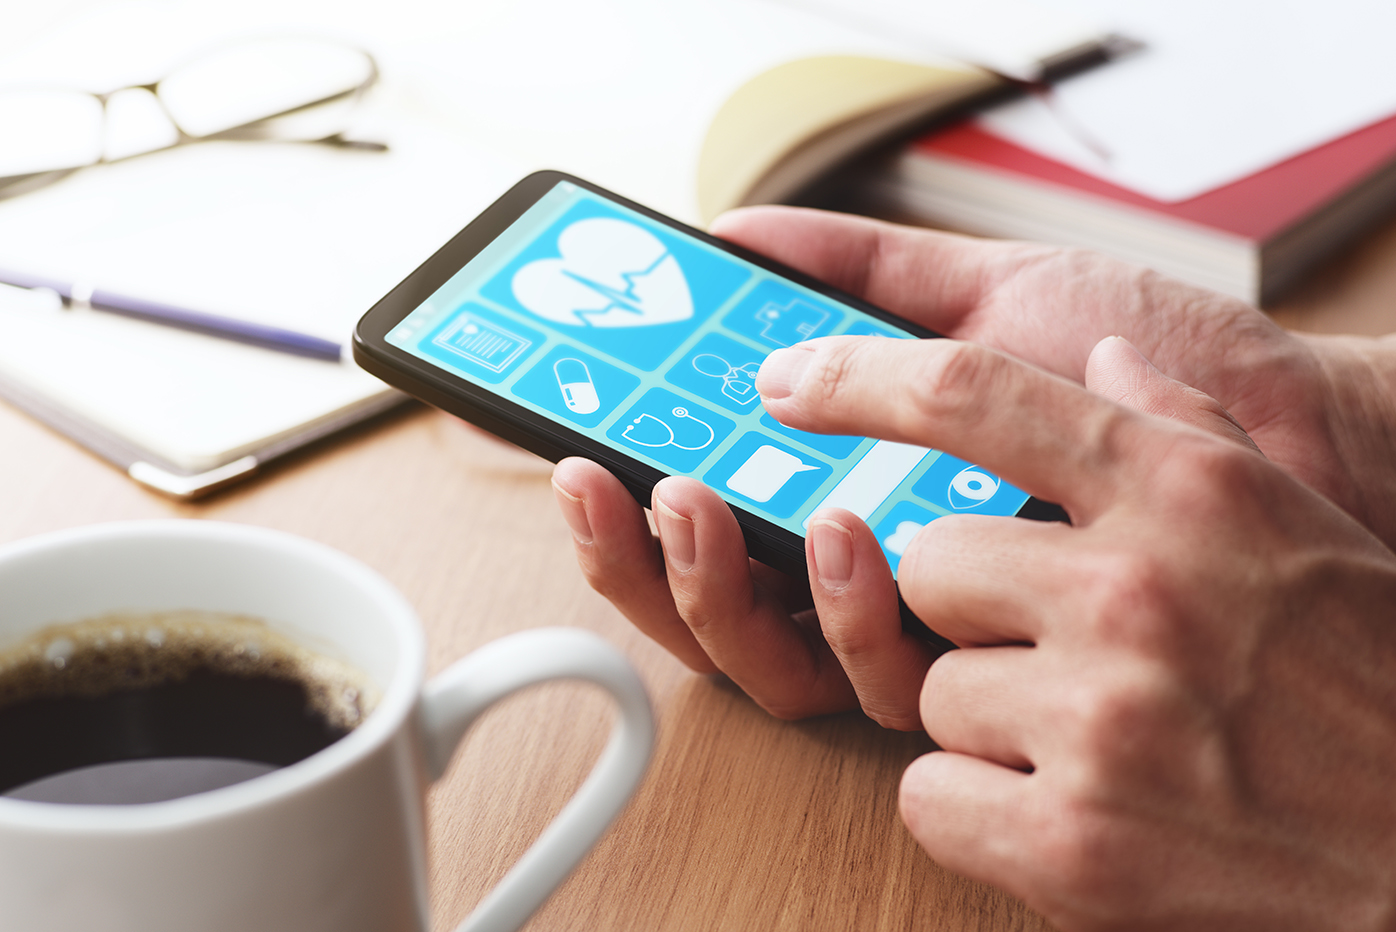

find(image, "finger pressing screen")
[757,336,1138,523]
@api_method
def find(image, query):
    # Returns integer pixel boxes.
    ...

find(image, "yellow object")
[697,55,998,224]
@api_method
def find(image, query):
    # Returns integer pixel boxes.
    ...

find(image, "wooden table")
[2,212,1393,932]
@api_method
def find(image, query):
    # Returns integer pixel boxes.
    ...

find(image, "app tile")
[480,196,750,370]
[512,345,640,428]
[705,433,831,519]
[608,389,734,473]
[872,501,942,576]
[723,280,842,348]
[758,413,863,460]
[665,332,769,414]
[418,303,544,383]
[912,453,1030,517]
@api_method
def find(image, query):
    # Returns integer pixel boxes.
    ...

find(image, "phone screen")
[383,179,1034,577]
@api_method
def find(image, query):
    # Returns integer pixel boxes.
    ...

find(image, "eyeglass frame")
[0,35,383,195]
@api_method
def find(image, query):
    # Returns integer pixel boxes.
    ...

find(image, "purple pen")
[0,267,343,362]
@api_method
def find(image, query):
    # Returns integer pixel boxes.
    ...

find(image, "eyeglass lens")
[0,36,376,184]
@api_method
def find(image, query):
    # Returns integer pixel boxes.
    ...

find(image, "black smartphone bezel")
[353,169,1066,577]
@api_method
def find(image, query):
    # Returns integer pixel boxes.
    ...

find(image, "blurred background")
[2,0,1395,492]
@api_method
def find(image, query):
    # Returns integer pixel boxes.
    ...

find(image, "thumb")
[1085,336,1260,453]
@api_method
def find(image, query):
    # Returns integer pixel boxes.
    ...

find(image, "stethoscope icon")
[621,407,716,451]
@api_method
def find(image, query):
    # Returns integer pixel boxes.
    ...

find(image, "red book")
[857,113,1396,306]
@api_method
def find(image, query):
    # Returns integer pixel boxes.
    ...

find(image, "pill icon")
[554,357,600,415]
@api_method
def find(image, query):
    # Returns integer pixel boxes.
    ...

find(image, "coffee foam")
[0,612,379,731]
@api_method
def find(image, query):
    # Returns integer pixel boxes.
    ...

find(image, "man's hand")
[552,207,1396,730]
[717,206,1396,550]
[760,332,1396,931]
[551,456,932,728]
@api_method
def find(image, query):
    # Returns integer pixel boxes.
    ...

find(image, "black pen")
[0,267,343,362]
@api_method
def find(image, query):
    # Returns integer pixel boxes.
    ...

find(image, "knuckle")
[1179,384,1234,424]
[819,622,925,730]
[821,615,880,658]
[1176,438,1261,508]
[674,651,719,675]
[809,340,860,408]
[1143,433,1272,536]
[991,240,1077,282]
[863,704,923,732]
[1081,403,1139,472]
[918,650,961,726]
[920,648,959,702]
[673,599,726,636]
[1153,431,1239,487]
[1064,676,1163,758]
[580,547,660,604]
[759,696,819,722]
[908,342,1000,428]
[581,565,634,603]
[1077,549,1177,646]
[1028,799,1133,920]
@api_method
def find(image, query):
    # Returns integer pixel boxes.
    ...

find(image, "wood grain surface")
[1,209,1392,932]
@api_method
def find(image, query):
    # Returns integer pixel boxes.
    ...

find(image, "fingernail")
[1103,335,1156,369]
[655,498,696,572]
[551,477,593,544]
[809,518,854,590]
[757,346,813,400]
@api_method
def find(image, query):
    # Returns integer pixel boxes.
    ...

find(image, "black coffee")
[0,612,375,804]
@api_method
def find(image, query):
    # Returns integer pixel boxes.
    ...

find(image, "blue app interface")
[386,181,1031,577]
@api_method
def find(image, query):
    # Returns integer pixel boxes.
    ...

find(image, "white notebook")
[0,118,517,496]
[0,282,400,496]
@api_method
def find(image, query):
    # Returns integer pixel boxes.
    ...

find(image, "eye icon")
[947,466,1000,509]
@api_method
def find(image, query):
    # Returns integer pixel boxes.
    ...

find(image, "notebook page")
[978,0,1396,201]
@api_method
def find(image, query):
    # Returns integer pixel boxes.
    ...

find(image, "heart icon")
[512,218,694,328]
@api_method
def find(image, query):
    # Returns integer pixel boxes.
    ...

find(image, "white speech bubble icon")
[726,445,817,503]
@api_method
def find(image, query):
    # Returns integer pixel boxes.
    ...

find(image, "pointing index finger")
[757,336,1138,522]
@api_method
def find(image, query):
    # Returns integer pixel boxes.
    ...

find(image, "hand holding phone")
[353,171,1063,580]
[357,177,1396,932]
[353,170,1069,726]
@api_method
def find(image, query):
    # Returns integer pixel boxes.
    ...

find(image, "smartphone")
[353,171,1067,580]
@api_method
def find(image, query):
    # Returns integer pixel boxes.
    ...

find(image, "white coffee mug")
[0,520,654,932]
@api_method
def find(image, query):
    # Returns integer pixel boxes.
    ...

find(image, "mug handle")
[418,628,654,932]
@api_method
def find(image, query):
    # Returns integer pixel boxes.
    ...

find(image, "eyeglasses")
[0,36,381,194]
